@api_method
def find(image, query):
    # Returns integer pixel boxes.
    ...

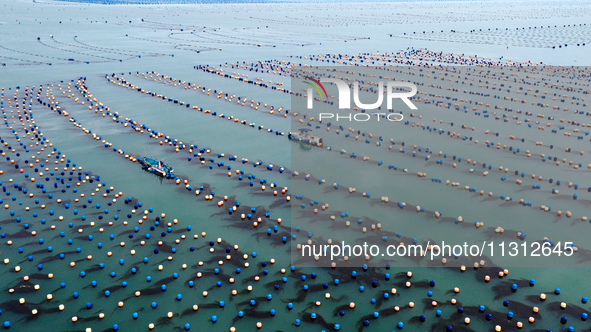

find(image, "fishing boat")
[288,130,323,147]
[138,157,174,178]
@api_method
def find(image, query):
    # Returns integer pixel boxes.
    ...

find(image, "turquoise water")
[1,1,591,331]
